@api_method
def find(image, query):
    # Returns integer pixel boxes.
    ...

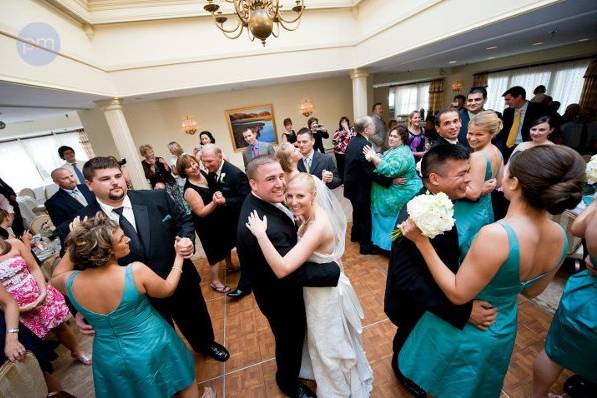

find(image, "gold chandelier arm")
[222,24,245,39]
[215,17,244,34]
[233,0,250,24]
[278,17,301,31]
[276,0,304,24]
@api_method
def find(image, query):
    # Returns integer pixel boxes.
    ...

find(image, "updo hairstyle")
[66,212,119,269]
[469,110,503,138]
[274,143,296,173]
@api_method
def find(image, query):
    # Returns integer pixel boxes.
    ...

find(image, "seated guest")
[0,284,65,395]
[0,237,90,365]
[332,116,355,181]
[178,153,231,293]
[281,118,297,144]
[297,128,342,189]
[398,145,584,398]
[307,116,330,153]
[58,146,86,185]
[45,168,95,229]
[509,116,555,159]
[532,201,597,398]
[385,144,496,397]
[242,128,275,170]
[407,110,428,160]
[454,111,503,257]
[52,214,208,398]
[0,178,24,237]
[344,116,398,255]
[364,126,422,252]
[494,86,550,161]
[139,144,186,215]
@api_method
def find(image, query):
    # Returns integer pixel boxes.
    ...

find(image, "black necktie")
[113,207,144,255]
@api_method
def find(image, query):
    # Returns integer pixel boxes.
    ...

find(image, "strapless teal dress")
[454,152,495,258]
[399,222,568,398]
[545,255,597,383]
[66,265,195,398]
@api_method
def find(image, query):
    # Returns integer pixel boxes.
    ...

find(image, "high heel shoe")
[71,352,92,366]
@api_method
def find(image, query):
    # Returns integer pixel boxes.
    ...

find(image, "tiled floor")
[55,228,573,397]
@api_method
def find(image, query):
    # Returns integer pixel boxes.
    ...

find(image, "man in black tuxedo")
[495,86,550,161]
[296,128,342,189]
[458,87,503,147]
[61,157,230,362]
[237,156,341,398]
[200,144,252,300]
[344,115,397,254]
[45,168,95,229]
[433,107,464,146]
[385,144,497,397]
[0,177,24,237]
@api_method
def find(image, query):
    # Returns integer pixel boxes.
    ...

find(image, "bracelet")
[172,267,183,274]
[7,328,19,334]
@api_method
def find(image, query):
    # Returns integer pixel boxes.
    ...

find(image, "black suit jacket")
[61,190,196,278]
[45,185,95,229]
[495,101,549,159]
[208,161,250,213]
[385,189,472,330]
[343,134,393,203]
[237,194,340,315]
[297,151,342,189]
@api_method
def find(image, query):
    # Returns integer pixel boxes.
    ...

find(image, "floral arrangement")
[586,155,597,185]
[391,191,455,241]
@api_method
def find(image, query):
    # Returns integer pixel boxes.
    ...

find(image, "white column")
[350,68,369,120]
[95,98,149,190]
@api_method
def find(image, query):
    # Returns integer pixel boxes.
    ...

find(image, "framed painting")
[225,104,278,152]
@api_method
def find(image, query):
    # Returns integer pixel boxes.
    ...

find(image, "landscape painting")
[225,104,278,152]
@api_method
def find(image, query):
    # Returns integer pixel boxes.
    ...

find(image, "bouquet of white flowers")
[391,191,455,241]
[586,155,597,185]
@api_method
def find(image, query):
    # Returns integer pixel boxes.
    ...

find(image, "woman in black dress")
[177,154,233,293]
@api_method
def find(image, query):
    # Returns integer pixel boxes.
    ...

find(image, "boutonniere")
[218,173,226,184]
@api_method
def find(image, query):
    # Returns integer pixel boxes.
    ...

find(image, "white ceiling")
[1,0,595,126]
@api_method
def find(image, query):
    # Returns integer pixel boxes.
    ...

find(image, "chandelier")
[182,116,198,135]
[203,1,305,46]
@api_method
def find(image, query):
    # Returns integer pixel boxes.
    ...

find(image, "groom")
[237,156,341,398]
[385,144,498,397]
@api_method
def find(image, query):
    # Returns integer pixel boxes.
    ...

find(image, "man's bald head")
[51,167,77,190]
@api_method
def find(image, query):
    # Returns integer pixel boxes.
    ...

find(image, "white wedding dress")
[298,177,373,397]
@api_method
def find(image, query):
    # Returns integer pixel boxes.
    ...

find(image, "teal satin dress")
[454,152,495,258]
[371,145,422,250]
[66,265,195,398]
[399,222,568,398]
[545,256,597,383]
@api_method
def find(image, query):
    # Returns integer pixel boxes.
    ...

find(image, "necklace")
[298,213,314,237]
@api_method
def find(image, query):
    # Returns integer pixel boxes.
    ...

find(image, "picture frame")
[225,104,278,152]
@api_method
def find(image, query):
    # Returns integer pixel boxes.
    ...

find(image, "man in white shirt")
[58,145,86,184]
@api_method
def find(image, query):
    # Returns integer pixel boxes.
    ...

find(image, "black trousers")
[254,289,306,396]
[350,199,373,248]
[150,261,215,352]
[334,153,345,182]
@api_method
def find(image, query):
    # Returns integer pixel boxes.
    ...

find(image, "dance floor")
[54,226,573,397]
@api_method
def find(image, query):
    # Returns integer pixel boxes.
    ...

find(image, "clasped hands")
[212,191,225,205]
[321,170,333,183]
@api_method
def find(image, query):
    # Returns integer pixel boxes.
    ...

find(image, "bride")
[246,144,373,397]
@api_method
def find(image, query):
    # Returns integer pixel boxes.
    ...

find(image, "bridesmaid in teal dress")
[397,145,585,398]
[533,201,597,397]
[364,126,422,251]
[454,111,504,257]
[52,214,205,398]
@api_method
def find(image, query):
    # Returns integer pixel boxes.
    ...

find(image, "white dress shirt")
[97,195,137,232]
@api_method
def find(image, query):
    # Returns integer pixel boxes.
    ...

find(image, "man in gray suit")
[370,102,387,152]
[242,128,275,170]
[296,128,342,189]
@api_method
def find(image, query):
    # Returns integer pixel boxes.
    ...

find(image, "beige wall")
[79,75,354,170]
[373,40,596,116]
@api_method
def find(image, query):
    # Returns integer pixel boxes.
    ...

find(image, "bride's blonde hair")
[288,172,317,195]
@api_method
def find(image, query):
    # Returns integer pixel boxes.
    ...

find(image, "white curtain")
[390,82,431,118]
[486,59,590,112]
[0,131,90,192]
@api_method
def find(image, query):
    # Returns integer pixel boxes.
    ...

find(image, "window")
[0,131,91,192]
[486,59,589,112]
[389,81,431,119]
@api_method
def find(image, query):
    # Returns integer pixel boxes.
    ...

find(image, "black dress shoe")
[564,374,597,397]
[201,342,230,362]
[359,244,380,255]
[226,288,250,299]
[295,382,316,398]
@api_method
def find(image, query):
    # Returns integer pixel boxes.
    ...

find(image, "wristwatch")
[7,328,19,334]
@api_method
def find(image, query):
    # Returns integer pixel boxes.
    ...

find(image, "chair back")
[0,352,48,398]
[30,215,54,235]
[18,188,36,200]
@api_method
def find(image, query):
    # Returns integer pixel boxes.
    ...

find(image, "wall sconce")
[181,116,198,135]
[451,80,463,92]
[300,99,314,117]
